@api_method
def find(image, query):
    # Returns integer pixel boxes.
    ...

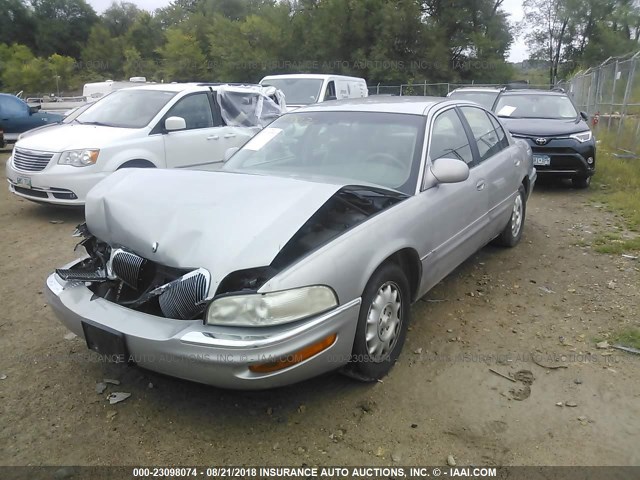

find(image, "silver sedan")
[45,97,536,389]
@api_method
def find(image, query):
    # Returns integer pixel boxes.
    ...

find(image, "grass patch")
[590,139,640,251]
[611,328,640,350]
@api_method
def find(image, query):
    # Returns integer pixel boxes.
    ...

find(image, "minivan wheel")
[572,175,591,189]
[346,262,410,381]
[494,184,526,248]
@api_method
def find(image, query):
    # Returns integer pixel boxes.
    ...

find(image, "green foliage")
[1,0,527,92]
[31,0,98,58]
[157,28,207,81]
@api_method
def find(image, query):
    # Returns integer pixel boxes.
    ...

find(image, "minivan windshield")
[223,111,426,195]
[261,78,324,105]
[495,94,578,119]
[76,89,177,128]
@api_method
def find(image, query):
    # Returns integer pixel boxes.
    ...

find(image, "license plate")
[82,321,129,363]
[16,176,31,188]
[533,155,551,166]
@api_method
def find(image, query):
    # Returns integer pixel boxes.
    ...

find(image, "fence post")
[616,52,640,148]
[608,59,619,130]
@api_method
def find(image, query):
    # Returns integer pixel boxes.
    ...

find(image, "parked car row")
[448,87,596,188]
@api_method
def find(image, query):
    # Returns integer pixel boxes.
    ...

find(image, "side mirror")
[29,105,41,115]
[580,111,589,121]
[224,147,239,162]
[430,158,470,184]
[164,116,186,131]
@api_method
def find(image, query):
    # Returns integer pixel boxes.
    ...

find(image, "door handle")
[476,181,486,191]
[207,135,219,141]
[224,134,236,139]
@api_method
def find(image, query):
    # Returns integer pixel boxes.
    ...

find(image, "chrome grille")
[110,249,146,289]
[12,148,54,172]
[159,269,210,320]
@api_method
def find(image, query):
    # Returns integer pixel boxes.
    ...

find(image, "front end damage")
[59,185,407,321]
[57,225,211,321]
[46,179,407,388]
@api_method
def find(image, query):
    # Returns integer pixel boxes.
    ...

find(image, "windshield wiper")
[76,120,115,127]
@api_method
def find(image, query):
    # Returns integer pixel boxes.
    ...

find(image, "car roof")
[450,87,502,93]
[499,89,567,96]
[295,96,464,115]
[117,83,261,93]
[261,74,365,82]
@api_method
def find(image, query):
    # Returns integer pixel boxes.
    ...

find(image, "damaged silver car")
[46,97,536,389]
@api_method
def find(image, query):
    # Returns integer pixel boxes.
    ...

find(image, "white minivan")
[6,83,285,205]
[259,74,368,110]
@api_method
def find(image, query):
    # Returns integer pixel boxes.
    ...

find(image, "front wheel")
[346,262,411,381]
[494,184,526,248]
[572,175,591,189]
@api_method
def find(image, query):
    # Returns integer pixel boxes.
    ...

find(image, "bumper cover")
[521,137,596,178]
[6,154,108,205]
[45,273,360,389]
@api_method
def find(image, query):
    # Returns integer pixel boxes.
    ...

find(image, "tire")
[494,184,526,248]
[572,175,591,189]
[346,262,411,381]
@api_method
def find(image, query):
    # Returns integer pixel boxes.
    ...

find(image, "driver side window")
[429,109,473,166]
[165,93,214,130]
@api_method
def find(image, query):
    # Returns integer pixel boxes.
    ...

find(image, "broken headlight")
[205,286,338,327]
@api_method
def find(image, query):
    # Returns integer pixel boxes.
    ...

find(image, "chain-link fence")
[558,51,640,157]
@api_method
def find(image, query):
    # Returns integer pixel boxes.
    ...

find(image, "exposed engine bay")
[58,186,406,320]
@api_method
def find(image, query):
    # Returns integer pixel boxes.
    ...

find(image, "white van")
[6,83,285,205]
[259,74,368,110]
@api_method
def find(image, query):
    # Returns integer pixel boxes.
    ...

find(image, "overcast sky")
[86,0,529,62]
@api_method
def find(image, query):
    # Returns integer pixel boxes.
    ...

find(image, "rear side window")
[460,106,506,162]
[488,113,510,150]
[0,96,28,117]
[429,109,473,166]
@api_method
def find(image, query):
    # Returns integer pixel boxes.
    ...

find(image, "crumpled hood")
[85,169,343,290]
[500,117,589,137]
[15,123,141,152]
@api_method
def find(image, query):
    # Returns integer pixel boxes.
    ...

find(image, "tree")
[157,28,207,81]
[0,0,36,49]
[102,1,141,37]
[81,24,124,79]
[31,0,98,58]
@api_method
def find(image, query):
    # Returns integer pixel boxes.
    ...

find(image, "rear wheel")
[572,175,591,189]
[346,262,410,381]
[494,184,526,248]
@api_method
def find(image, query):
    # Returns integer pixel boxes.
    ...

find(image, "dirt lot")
[1,148,638,467]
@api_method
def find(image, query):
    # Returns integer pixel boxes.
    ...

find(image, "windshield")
[76,89,177,128]
[261,78,324,105]
[223,111,426,195]
[495,94,578,119]
[448,91,499,110]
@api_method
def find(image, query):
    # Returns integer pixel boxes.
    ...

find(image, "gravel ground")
[1,148,639,467]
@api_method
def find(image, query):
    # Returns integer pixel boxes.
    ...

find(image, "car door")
[161,92,226,169]
[0,96,31,139]
[417,107,490,292]
[459,106,519,238]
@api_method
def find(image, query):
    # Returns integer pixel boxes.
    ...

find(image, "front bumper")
[45,273,360,389]
[519,137,596,178]
[6,153,108,205]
